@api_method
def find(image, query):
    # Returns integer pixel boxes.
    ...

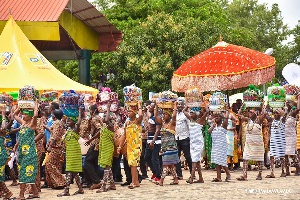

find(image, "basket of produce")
[156,90,178,108]
[267,84,286,108]
[96,87,119,113]
[243,85,264,108]
[18,85,39,109]
[185,87,203,107]
[283,84,299,102]
[59,90,84,117]
[209,92,227,111]
[123,84,142,106]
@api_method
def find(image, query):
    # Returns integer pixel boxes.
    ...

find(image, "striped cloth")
[189,122,204,162]
[211,126,228,167]
[285,116,297,155]
[243,121,264,162]
[98,127,114,168]
[65,130,82,172]
[270,120,286,158]
[297,116,300,150]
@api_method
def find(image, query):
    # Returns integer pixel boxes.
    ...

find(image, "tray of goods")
[243,85,264,108]
[156,90,178,108]
[96,87,119,113]
[209,92,227,111]
[18,85,39,109]
[267,84,286,108]
[123,84,142,106]
[185,87,203,107]
[59,91,84,117]
[283,84,299,102]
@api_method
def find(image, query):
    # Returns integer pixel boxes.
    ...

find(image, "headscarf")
[127,105,138,114]
[163,108,173,117]
[22,109,34,117]
[68,116,78,123]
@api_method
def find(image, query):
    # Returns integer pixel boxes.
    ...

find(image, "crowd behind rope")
[1,92,300,199]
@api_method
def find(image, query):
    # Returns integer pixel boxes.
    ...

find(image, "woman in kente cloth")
[118,101,143,189]
[183,104,208,184]
[0,111,13,200]
[265,108,286,178]
[154,102,180,186]
[208,110,231,182]
[57,108,84,197]
[284,99,300,176]
[237,107,265,181]
[45,109,66,189]
[12,103,40,199]
[96,103,116,193]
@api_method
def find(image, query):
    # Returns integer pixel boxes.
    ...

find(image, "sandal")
[57,192,70,197]
[10,182,19,186]
[26,195,40,199]
[225,177,231,182]
[186,177,193,184]
[170,182,178,185]
[128,183,140,189]
[193,180,204,183]
[212,178,222,182]
[236,176,247,181]
[73,190,84,195]
[265,174,275,178]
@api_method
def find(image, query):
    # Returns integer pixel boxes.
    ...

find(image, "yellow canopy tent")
[0,16,98,96]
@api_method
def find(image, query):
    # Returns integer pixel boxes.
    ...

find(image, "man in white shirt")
[175,100,192,179]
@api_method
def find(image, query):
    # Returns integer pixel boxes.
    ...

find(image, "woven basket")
[186,102,202,107]
[158,101,174,109]
[244,101,262,108]
[18,100,35,109]
[209,104,225,112]
[269,101,285,108]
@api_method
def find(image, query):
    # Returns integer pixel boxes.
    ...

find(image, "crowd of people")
[1,92,300,200]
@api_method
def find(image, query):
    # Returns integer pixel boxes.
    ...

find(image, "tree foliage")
[53,0,297,100]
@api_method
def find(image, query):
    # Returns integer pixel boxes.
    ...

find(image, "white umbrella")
[282,63,300,84]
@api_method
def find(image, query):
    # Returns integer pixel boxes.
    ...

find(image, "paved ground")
[5,166,300,200]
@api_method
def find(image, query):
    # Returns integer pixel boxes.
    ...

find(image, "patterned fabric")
[285,116,296,155]
[243,120,264,161]
[141,113,149,140]
[189,122,204,162]
[18,127,38,183]
[4,130,13,154]
[36,118,46,154]
[262,118,270,151]
[203,123,215,168]
[226,119,234,156]
[50,120,65,148]
[241,122,247,152]
[65,129,82,172]
[211,126,228,167]
[90,115,103,151]
[270,119,285,158]
[126,122,142,166]
[98,127,114,168]
[45,147,66,188]
[160,128,180,165]
[45,119,66,188]
[0,136,8,182]
[79,118,90,139]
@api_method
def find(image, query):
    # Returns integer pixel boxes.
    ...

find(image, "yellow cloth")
[126,123,142,167]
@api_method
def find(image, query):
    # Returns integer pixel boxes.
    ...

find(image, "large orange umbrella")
[171,40,276,92]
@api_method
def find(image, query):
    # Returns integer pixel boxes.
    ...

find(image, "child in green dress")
[57,108,84,197]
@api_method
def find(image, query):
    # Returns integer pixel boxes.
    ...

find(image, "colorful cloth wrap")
[163,108,173,117]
